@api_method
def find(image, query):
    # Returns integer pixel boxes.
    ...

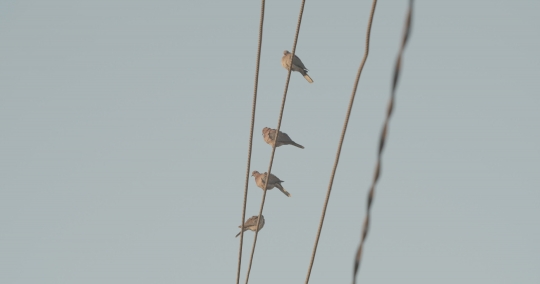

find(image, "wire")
[303,1,378,283]
[243,0,308,283]
[352,1,414,283]
[236,1,266,284]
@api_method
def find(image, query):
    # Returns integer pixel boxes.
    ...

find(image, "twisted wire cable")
[353,1,414,283]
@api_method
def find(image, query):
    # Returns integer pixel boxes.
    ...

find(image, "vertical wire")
[352,1,414,283]
[236,1,266,284]
[304,1,378,283]
[244,0,308,283]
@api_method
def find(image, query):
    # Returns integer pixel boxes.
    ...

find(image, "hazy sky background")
[1,0,539,283]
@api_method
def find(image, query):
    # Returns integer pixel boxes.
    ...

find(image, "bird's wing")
[245,216,260,227]
[278,131,293,143]
[268,173,283,184]
[293,55,307,70]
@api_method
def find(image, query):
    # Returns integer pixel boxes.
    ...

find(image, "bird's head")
[283,50,290,55]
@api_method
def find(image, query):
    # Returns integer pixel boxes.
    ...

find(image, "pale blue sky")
[1,0,539,283]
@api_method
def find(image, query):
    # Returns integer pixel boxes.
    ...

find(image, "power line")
[352,1,414,284]
[236,0,266,284]
[243,0,308,283]
[304,1,378,283]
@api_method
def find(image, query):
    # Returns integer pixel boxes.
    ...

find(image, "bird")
[252,171,291,197]
[262,127,304,149]
[281,50,313,83]
[236,215,265,238]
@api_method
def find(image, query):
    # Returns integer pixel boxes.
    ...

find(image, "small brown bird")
[262,127,304,149]
[236,215,265,238]
[252,171,291,197]
[281,50,313,83]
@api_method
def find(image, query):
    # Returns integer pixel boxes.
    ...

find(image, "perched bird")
[281,50,313,83]
[262,127,304,149]
[252,171,291,197]
[236,215,265,238]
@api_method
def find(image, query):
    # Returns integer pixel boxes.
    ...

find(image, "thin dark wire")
[236,1,266,284]
[304,1,378,283]
[244,0,308,283]
[352,1,414,284]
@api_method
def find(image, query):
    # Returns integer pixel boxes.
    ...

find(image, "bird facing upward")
[281,50,314,83]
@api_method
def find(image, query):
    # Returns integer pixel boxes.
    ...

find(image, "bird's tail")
[303,74,314,83]
[235,231,242,238]
[291,142,304,149]
[276,184,291,197]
